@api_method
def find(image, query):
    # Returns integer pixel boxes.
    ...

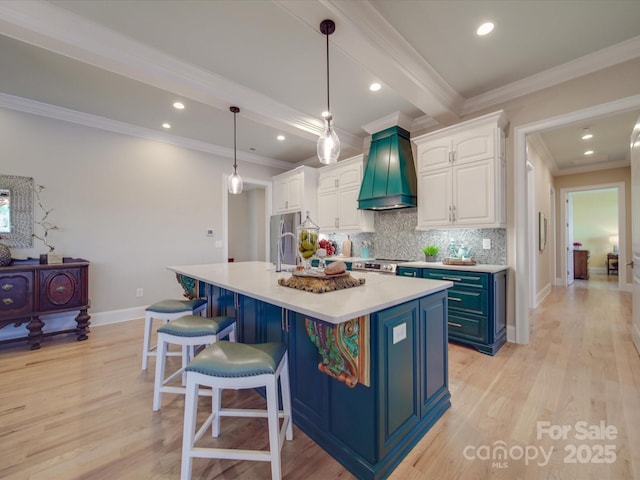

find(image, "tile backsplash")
[324,208,507,265]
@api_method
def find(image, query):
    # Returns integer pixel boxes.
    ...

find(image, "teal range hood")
[357,126,417,210]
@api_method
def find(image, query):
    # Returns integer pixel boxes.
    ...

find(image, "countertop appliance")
[351,258,408,275]
[269,211,301,266]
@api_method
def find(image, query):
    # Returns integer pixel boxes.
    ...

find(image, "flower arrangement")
[33,184,59,252]
[573,242,582,249]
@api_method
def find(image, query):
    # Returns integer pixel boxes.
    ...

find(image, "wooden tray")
[443,257,477,265]
[292,269,348,279]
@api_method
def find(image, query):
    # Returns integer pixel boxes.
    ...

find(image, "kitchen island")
[169,261,452,480]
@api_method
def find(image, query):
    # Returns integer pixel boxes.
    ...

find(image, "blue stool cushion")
[186,341,286,378]
[157,315,235,337]
[146,298,207,314]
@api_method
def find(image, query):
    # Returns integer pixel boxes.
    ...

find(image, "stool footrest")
[218,408,287,419]
[159,385,213,397]
[190,447,272,462]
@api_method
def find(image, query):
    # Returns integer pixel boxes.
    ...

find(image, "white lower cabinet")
[317,155,374,233]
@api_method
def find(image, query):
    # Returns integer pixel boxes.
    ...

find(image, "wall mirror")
[0,174,33,248]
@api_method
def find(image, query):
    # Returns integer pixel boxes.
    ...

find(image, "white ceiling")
[1,0,639,173]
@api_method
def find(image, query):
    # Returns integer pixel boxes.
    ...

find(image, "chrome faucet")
[276,232,297,272]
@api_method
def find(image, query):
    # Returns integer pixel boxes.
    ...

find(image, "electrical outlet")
[206,228,214,236]
[215,240,223,248]
[482,239,491,250]
[136,288,143,297]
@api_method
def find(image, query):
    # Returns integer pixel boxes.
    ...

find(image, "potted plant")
[421,245,439,262]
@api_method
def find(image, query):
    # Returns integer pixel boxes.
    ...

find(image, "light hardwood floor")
[1,273,638,479]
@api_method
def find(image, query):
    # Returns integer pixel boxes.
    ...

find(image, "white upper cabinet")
[272,166,318,217]
[317,155,374,233]
[413,111,508,229]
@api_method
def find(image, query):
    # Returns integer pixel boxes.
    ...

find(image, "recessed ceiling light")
[277,135,285,141]
[369,83,381,92]
[581,128,593,140]
[162,123,171,129]
[173,102,185,110]
[476,22,494,36]
[584,150,594,156]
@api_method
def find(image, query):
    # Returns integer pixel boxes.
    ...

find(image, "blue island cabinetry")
[397,265,506,355]
[208,285,449,480]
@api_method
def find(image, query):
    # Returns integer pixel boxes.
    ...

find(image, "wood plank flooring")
[0,273,638,479]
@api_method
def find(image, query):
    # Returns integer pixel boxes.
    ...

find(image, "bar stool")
[141,298,208,370]
[152,315,236,411]
[180,341,293,480]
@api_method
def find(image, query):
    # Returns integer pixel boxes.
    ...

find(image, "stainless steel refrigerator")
[269,211,301,266]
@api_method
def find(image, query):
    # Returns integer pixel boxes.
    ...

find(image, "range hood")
[357,126,417,211]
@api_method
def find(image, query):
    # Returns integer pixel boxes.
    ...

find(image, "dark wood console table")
[0,258,90,350]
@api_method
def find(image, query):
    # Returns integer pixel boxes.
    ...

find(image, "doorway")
[514,94,640,345]
[562,186,622,287]
[222,176,272,264]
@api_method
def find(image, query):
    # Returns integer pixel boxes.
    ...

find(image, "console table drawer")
[0,272,34,317]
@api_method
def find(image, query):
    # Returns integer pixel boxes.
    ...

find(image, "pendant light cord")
[230,106,240,173]
[325,29,330,116]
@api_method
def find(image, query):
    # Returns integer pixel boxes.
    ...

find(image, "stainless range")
[351,259,408,275]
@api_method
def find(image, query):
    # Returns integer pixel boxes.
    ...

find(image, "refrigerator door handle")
[279,219,286,259]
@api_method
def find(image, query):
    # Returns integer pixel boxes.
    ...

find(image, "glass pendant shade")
[317,118,340,164]
[228,171,243,194]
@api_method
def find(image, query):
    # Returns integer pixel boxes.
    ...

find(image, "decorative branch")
[32,184,58,252]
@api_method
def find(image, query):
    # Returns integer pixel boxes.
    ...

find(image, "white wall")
[0,107,280,338]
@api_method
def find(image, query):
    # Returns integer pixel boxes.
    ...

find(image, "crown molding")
[553,159,629,177]
[0,0,362,152]
[361,111,415,134]
[527,133,559,173]
[0,93,292,170]
[463,36,640,115]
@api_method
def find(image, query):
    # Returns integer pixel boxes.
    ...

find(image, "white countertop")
[397,261,508,274]
[168,261,451,325]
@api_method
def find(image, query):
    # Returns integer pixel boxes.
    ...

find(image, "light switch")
[483,239,491,249]
[393,323,407,344]
[215,240,222,248]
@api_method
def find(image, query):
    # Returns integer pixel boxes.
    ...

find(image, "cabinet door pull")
[451,205,456,222]
[447,321,462,328]
[448,205,452,223]
[2,298,14,305]
[1,283,13,291]
[442,276,462,282]
[56,286,66,293]
[448,297,463,302]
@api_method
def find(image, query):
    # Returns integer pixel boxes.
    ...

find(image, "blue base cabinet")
[290,291,450,479]
[397,267,506,355]
[208,284,450,479]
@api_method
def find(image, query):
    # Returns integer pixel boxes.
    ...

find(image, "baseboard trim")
[506,324,517,344]
[90,307,146,327]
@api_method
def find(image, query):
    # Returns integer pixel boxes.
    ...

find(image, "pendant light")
[317,19,340,165]
[228,106,243,194]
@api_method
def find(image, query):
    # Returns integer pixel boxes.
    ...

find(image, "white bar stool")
[141,298,208,370]
[181,341,293,480]
[152,315,236,411]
